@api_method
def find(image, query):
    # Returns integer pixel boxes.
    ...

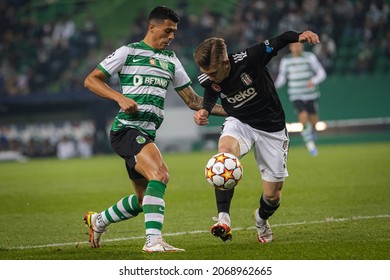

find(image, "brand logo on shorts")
[136,135,146,144]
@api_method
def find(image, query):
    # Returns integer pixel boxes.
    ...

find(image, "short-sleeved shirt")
[98,40,191,139]
[275,51,326,101]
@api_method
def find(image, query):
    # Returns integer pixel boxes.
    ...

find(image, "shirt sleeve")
[274,57,287,89]
[203,87,219,114]
[309,53,327,85]
[250,31,301,66]
[268,31,301,52]
[172,55,192,91]
[97,46,128,77]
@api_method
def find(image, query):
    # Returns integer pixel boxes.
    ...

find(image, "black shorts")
[110,128,153,180]
[292,99,319,115]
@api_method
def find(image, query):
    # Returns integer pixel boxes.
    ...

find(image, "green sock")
[301,123,314,143]
[96,194,142,229]
[142,180,166,242]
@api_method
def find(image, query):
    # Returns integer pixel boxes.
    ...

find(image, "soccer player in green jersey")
[83,6,226,252]
[275,42,327,156]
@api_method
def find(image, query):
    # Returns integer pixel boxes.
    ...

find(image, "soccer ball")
[205,152,243,190]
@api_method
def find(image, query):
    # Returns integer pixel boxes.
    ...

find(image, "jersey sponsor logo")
[264,39,273,53]
[224,87,258,108]
[240,73,253,86]
[133,74,168,88]
[211,83,221,92]
[132,57,143,63]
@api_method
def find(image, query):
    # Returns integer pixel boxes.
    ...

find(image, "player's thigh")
[298,111,309,124]
[292,100,307,114]
[254,128,289,182]
[110,128,153,180]
[218,135,240,157]
[292,100,308,122]
[220,116,254,158]
[135,142,169,183]
[306,99,319,115]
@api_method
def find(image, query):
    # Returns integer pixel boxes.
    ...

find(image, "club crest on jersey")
[136,135,146,144]
[150,58,156,66]
[211,83,221,92]
[240,73,253,86]
[159,59,169,70]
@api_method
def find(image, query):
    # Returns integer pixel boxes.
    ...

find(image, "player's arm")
[256,30,320,66]
[177,85,226,117]
[274,58,287,89]
[193,87,222,126]
[309,54,327,86]
[84,68,138,114]
[267,30,320,53]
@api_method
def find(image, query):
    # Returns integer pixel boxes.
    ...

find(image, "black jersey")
[199,31,301,132]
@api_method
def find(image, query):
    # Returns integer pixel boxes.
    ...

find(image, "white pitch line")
[8,214,390,250]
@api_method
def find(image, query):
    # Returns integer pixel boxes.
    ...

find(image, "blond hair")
[193,37,227,69]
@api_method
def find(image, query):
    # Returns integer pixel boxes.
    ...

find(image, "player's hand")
[299,31,320,45]
[118,96,138,114]
[194,109,209,126]
[307,80,315,88]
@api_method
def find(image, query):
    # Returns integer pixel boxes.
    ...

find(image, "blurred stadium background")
[0,0,389,161]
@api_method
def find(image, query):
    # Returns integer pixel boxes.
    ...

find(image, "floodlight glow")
[286,121,327,132]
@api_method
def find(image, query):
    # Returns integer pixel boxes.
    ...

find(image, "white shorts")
[220,116,289,182]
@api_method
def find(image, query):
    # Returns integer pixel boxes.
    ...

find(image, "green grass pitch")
[0,142,389,260]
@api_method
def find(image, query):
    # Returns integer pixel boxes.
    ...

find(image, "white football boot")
[253,209,274,243]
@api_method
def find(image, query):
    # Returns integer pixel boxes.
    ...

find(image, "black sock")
[215,188,234,213]
[258,193,280,220]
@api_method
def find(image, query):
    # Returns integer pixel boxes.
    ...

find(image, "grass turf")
[0,142,389,260]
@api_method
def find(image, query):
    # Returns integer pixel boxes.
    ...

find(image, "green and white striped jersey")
[98,40,191,139]
[275,51,326,101]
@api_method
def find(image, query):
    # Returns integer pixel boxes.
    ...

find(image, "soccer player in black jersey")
[193,30,320,243]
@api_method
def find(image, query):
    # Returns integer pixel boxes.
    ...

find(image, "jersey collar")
[139,40,164,54]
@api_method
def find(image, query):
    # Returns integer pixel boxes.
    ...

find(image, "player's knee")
[263,182,283,204]
[218,145,240,157]
[264,194,281,205]
[151,166,170,184]
[160,170,170,184]
[218,136,240,157]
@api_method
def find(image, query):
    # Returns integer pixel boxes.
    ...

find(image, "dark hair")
[193,37,227,69]
[148,6,180,23]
